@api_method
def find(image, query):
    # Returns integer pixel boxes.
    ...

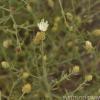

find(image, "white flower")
[37,19,49,32]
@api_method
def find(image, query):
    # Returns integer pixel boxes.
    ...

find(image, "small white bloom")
[37,19,49,32]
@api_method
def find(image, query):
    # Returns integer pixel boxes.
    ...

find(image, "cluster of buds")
[72,65,93,82]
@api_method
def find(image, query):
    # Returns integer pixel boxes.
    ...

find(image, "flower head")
[37,19,49,32]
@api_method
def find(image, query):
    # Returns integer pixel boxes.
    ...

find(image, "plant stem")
[8,78,20,100]
[41,40,52,100]
[18,93,24,100]
[73,81,86,93]
[52,72,73,88]
[58,0,69,28]
[0,91,1,100]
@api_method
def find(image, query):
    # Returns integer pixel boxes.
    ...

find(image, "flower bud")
[52,23,58,32]
[3,39,12,48]
[33,32,45,44]
[22,72,30,79]
[85,75,93,82]
[84,41,93,52]
[66,12,73,21]
[1,61,10,69]
[98,89,100,93]
[43,55,47,61]
[72,65,80,74]
[22,83,32,94]
[26,4,32,12]
[47,0,54,8]
[67,41,73,47]
[76,16,81,24]
[92,29,100,36]
[55,16,61,22]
